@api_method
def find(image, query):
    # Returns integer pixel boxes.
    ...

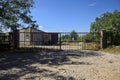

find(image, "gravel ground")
[0,50,120,80]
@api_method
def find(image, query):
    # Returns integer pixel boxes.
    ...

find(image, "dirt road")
[0,51,120,80]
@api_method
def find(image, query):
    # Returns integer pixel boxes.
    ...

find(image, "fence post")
[100,30,107,49]
[13,30,19,49]
[8,32,12,49]
[59,33,62,50]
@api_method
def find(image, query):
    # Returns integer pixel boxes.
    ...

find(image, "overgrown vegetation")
[101,46,120,54]
[90,10,120,46]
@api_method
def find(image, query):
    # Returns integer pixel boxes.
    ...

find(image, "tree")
[70,30,78,41]
[90,10,120,45]
[0,0,35,31]
[90,10,120,32]
[61,30,78,41]
[61,34,70,41]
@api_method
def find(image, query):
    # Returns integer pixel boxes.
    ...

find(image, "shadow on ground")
[0,50,102,80]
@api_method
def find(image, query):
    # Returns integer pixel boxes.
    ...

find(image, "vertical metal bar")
[59,33,61,50]
[8,32,11,49]
[24,32,25,48]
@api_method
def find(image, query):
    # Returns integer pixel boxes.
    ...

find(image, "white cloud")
[88,2,96,7]
[39,25,43,28]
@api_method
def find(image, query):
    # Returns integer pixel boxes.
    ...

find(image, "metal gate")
[60,32,100,50]
[19,32,100,50]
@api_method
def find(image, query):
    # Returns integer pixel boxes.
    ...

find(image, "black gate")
[19,32,100,50]
[60,32,100,50]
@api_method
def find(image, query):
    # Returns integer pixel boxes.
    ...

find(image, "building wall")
[30,27,46,45]
[19,27,52,46]
[19,27,58,47]
[19,27,31,46]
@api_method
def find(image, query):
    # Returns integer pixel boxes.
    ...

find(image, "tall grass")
[101,46,120,54]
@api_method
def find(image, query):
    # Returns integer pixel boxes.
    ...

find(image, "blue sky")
[31,0,120,32]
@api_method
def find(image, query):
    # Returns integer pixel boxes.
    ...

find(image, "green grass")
[101,46,120,55]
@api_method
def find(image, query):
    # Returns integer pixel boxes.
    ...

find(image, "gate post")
[100,30,107,49]
[59,33,62,50]
[8,32,12,49]
[13,30,19,49]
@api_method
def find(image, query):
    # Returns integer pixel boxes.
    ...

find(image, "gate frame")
[10,30,107,50]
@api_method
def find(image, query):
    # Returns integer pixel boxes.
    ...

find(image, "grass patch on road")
[101,46,120,55]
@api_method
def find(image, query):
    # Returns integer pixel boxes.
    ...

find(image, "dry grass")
[61,42,100,50]
[101,46,120,55]
[82,43,100,50]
